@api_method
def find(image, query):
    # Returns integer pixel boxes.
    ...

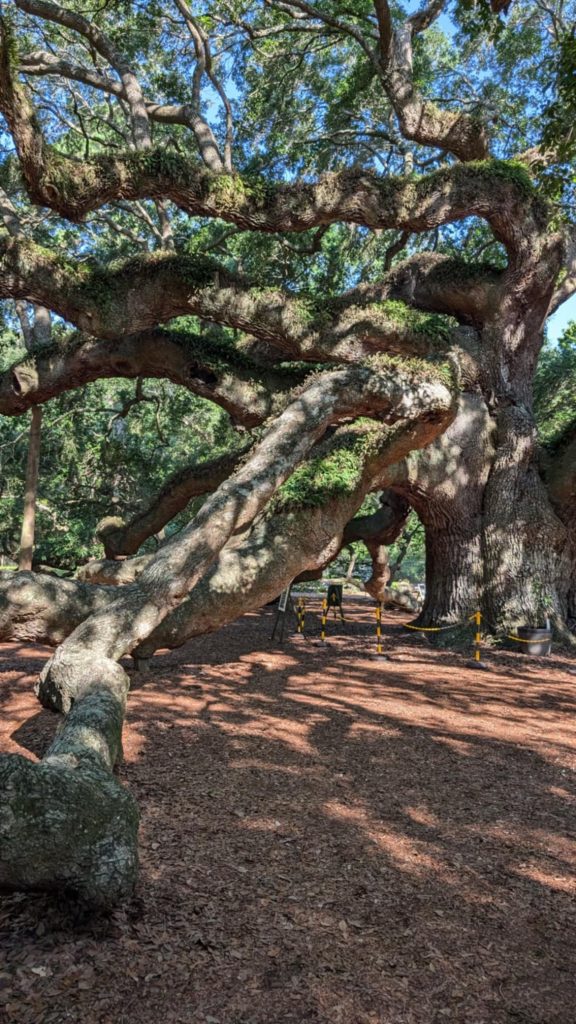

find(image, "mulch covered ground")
[0,599,575,1024]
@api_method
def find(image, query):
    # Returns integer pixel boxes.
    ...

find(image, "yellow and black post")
[372,601,390,659]
[468,609,488,670]
[296,597,306,635]
[321,597,328,643]
[473,609,481,663]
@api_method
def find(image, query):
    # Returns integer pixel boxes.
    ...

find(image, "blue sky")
[548,293,576,342]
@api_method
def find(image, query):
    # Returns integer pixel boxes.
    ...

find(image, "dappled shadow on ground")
[0,603,575,1024]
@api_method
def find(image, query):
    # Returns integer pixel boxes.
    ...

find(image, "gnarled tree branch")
[36,358,454,713]
[0,31,541,256]
[0,326,289,425]
[0,237,465,359]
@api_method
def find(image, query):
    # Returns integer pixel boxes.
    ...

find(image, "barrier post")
[371,601,390,659]
[296,598,306,636]
[468,609,488,670]
[321,598,328,643]
[474,609,481,662]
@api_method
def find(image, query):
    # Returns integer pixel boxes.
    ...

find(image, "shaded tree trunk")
[542,431,576,627]
[386,382,574,635]
[18,405,42,571]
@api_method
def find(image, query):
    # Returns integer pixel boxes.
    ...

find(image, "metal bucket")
[515,627,552,656]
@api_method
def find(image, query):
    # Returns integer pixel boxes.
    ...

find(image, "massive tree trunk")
[384,393,491,624]
[544,431,576,625]
[481,407,571,632]
[386,323,574,635]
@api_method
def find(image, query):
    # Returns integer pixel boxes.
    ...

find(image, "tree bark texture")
[386,385,573,633]
[0,683,138,907]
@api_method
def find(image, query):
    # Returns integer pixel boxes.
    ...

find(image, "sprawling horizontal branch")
[0,251,497,430]
[0,238,492,365]
[97,440,410,563]
[0,32,542,255]
[0,570,112,643]
[383,252,504,325]
[0,326,288,425]
[96,445,251,558]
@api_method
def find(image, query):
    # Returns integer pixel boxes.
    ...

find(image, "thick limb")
[0,674,138,907]
[342,491,410,600]
[96,445,251,558]
[35,360,453,709]
[0,411,452,653]
[0,237,460,359]
[0,33,543,251]
[0,327,287,425]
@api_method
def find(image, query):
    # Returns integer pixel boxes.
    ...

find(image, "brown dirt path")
[0,601,575,1024]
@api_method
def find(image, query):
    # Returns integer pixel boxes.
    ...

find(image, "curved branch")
[96,444,252,558]
[342,491,409,548]
[270,0,487,160]
[0,407,453,655]
[368,251,504,325]
[15,0,151,148]
[0,237,465,359]
[0,327,287,425]
[343,489,410,599]
[372,0,488,160]
[0,249,500,423]
[549,226,576,315]
[0,32,541,254]
[36,358,455,710]
[132,408,455,655]
[20,50,201,127]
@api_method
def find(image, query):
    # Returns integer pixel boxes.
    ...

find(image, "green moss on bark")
[269,425,382,513]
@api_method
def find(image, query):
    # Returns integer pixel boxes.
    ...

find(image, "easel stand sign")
[326,584,344,621]
[271,583,304,643]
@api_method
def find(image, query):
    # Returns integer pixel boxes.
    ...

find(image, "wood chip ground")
[0,601,575,1024]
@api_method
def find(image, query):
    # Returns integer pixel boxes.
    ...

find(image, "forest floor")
[0,599,576,1024]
